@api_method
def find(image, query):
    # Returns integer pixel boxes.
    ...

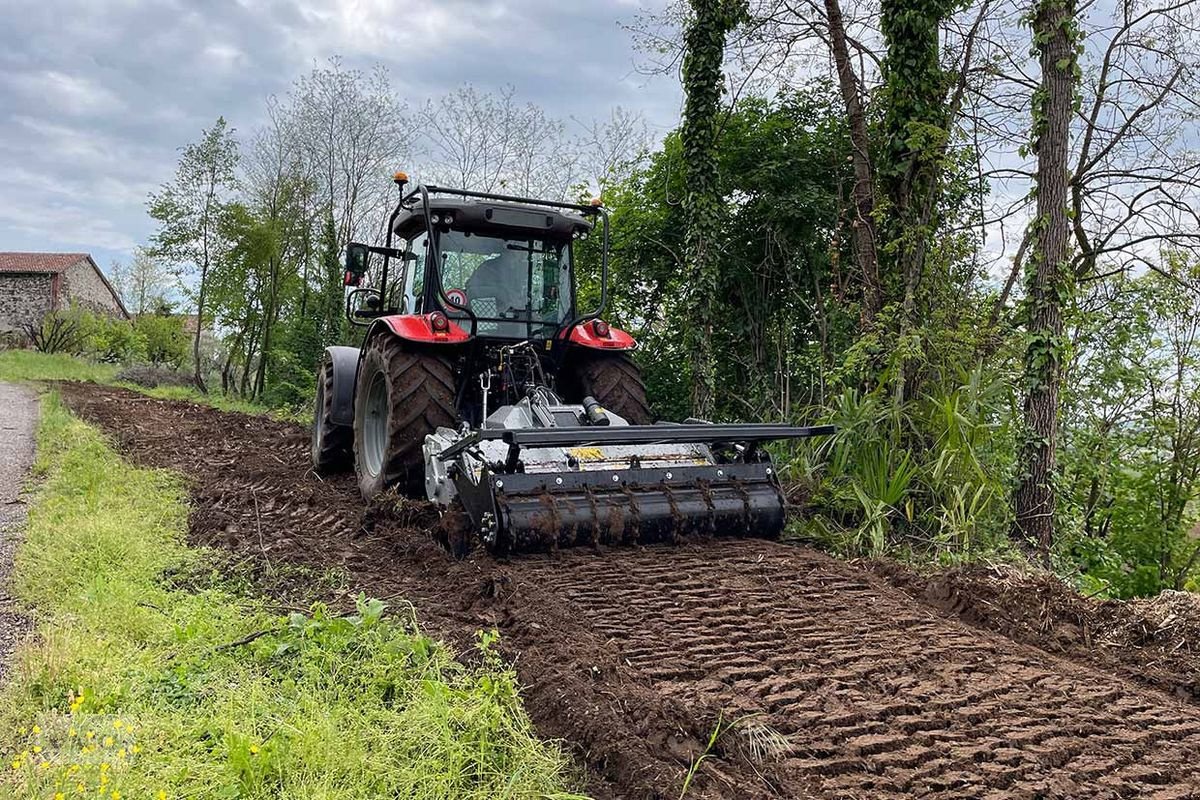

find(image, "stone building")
[0,252,130,336]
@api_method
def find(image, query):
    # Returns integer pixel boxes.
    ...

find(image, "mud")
[57,381,1200,799]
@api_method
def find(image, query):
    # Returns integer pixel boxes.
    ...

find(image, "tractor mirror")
[344,243,371,286]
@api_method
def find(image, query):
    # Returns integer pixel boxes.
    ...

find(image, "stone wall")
[63,260,127,318]
[0,273,54,335]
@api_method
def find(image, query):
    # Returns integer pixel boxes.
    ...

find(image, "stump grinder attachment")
[424,390,834,554]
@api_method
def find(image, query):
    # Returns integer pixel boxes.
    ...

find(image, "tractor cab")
[393,201,584,341]
[343,180,601,346]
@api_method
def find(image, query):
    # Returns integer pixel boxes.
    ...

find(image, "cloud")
[0,0,680,268]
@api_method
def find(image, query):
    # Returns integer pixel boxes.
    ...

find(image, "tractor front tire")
[353,335,456,501]
[311,360,353,474]
[574,352,652,425]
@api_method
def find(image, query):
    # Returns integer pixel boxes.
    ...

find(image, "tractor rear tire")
[574,352,652,425]
[311,360,353,474]
[354,335,457,501]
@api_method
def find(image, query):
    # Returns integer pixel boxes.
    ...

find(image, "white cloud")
[5,70,126,116]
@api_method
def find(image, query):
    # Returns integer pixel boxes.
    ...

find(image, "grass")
[0,350,304,422]
[0,395,586,799]
[0,351,120,384]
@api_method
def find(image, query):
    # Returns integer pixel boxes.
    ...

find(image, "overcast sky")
[0,0,681,272]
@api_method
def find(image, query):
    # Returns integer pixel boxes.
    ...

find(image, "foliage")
[0,396,584,799]
[590,90,852,422]
[78,312,139,363]
[148,116,240,391]
[678,0,748,417]
[132,313,189,368]
[794,367,1017,562]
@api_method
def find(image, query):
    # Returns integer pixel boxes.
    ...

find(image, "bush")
[22,310,86,355]
[133,313,189,367]
[114,364,194,389]
[80,311,139,362]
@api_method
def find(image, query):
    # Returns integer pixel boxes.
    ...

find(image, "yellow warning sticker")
[567,447,605,461]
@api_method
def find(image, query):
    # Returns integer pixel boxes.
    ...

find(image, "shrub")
[80,311,139,362]
[133,313,189,367]
[114,364,194,389]
[22,310,85,355]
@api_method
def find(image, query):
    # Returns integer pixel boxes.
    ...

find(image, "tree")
[148,117,239,390]
[1013,0,1078,561]
[822,0,882,326]
[286,58,407,249]
[108,248,174,316]
[680,0,747,418]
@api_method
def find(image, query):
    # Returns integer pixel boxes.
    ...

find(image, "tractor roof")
[392,196,594,241]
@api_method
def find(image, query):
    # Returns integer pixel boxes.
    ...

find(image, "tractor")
[311,174,832,554]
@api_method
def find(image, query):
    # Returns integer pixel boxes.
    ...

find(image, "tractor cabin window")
[438,230,571,338]
[403,232,429,314]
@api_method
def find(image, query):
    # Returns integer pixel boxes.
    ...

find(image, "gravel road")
[0,382,37,682]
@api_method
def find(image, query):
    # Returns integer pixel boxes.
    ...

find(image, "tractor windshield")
[437,230,572,338]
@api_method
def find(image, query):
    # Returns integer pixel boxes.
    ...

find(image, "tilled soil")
[57,382,1200,799]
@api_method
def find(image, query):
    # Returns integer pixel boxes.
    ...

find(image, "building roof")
[0,252,90,274]
[0,251,130,319]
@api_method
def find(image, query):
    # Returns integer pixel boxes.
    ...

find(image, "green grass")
[0,350,305,421]
[0,351,120,384]
[0,395,585,799]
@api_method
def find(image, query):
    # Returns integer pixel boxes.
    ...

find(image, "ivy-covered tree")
[679,0,746,417]
[1013,0,1079,561]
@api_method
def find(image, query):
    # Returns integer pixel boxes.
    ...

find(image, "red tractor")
[312,174,831,554]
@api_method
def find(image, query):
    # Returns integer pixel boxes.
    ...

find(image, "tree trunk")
[824,0,882,326]
[680,0,743,418]
[1013,0,1076,563]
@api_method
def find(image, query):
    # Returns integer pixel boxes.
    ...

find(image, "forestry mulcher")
[311,173,831,555]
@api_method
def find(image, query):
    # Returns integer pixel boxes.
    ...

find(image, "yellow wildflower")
[117,748,126,759]
[55,794,65,800]
[111,792,121,800]
[112,720,123,730]
[10,759,20,770]
[103,736,114,747]
[32,745,42,754]
[32,725,41,735]
[38,760,50,769]
[131,745,141,754]
[100,762,110,772]
[68,727,77,738]
[249,744,260,755]
[86,731,95,740]
[157,792,167,800]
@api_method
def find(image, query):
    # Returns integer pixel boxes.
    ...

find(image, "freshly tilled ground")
[57,382,1200,799]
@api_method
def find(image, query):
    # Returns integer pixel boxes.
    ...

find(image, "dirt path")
[58,382,1200,799]
[0,382,37,683]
